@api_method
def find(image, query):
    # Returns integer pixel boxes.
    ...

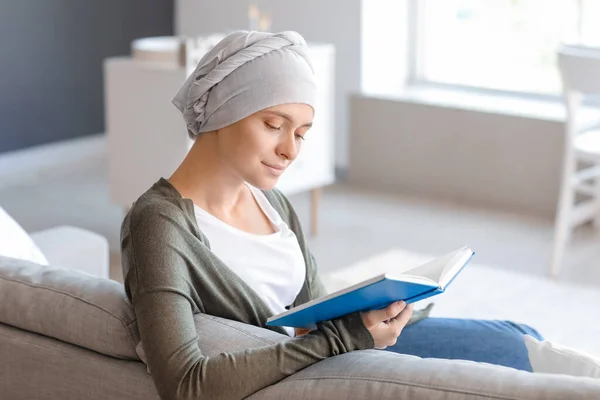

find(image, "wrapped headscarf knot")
[172,30,317,139]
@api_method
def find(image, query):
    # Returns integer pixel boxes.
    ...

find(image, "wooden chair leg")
[310,187,322,237]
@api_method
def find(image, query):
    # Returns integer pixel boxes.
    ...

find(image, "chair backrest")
[558,44,600,96]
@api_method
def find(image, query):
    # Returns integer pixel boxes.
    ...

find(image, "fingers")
[393,303,414,328]
[362,302,414,350]
[383,304,414,348]
[383,301,408,322]
[386,303,414,334]
[363,301,406,327]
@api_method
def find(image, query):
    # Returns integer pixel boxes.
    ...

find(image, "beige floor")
[1,156,599,287]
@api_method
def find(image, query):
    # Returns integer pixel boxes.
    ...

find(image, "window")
[413,0,600,96]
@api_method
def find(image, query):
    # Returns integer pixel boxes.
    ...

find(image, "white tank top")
[193,183,306,337]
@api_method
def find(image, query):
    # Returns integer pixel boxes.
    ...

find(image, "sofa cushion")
[0,206,48,265]
[0,255,139,359]
[524,334,600,378]
[0,255,291,363]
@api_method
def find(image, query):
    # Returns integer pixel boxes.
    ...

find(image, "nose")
[277,132,299,161]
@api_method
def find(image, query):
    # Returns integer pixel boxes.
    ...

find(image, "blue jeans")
[383,318,544,372]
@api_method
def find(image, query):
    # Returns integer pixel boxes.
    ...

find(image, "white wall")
[175,0,362,169]
[348,93,567,218]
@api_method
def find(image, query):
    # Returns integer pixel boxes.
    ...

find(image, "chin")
[246,176,279,191]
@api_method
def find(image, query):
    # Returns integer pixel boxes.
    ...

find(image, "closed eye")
[264,122,281,131]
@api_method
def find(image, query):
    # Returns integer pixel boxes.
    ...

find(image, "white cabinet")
[104,39,335,234]
[104,58,192,207]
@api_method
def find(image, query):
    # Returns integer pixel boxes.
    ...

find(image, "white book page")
[439,248,473,288]
[385,273,439,286]
[400,246,471,286]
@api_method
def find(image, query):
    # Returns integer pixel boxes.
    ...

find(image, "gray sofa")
[2,255,600,400]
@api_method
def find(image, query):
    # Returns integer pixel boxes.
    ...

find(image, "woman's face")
[215,103,314,190]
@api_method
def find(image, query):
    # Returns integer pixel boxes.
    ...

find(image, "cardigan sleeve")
[120,201,375,400]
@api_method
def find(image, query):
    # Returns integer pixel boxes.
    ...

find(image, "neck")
[168,133,248,216]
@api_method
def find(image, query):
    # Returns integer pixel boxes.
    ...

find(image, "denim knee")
[505,320,544,341]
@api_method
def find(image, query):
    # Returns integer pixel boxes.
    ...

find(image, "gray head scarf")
[172,30,318,139]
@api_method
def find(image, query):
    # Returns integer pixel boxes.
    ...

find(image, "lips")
[262,162,285,170]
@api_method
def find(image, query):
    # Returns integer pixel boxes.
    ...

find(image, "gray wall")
[348,94,565,218]
[175,0,362,169]
[0,0,173,154]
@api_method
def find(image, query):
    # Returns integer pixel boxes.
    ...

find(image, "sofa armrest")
[29,226,109,279]
[249,350,600,400]
[136,314,600,400]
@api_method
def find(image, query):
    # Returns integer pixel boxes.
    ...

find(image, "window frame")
[405,0,588,102]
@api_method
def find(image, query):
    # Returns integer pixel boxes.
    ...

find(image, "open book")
[266,246,474,330]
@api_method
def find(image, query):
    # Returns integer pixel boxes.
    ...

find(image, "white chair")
[550,44,600,278]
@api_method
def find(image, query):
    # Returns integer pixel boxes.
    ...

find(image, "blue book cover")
[266,246,474,330]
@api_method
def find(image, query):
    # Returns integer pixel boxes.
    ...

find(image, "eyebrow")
[263,111,313,128]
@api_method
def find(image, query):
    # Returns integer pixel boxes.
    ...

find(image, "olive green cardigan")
[120,178,375,400]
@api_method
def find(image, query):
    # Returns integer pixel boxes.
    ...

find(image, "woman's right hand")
[360,301,414,349]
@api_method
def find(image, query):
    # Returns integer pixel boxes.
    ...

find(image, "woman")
[120,30,542,400]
